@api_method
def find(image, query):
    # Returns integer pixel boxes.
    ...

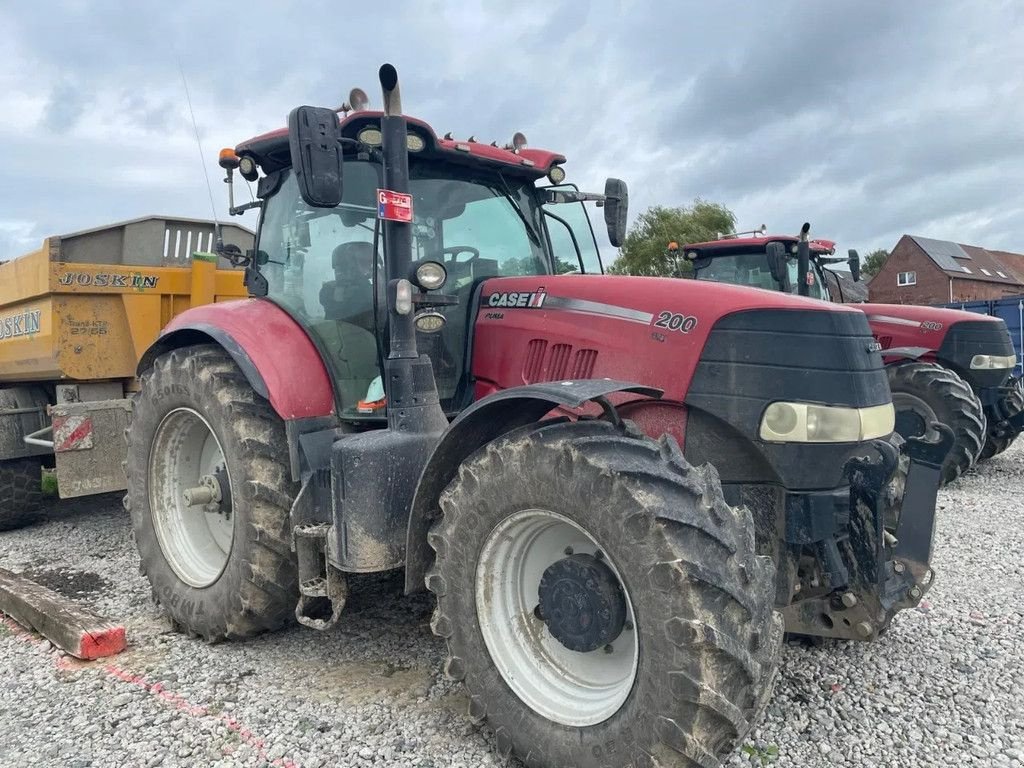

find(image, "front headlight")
[760,402,895,443]
[970,353,1017,370]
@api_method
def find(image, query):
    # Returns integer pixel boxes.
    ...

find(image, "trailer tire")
[0,458,44,531]
[979,378,1024,460]
[125,344,297,641]
[427,419,782,768]
[887,362,984,486]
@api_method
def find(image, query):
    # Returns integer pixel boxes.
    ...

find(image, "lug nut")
[841,592,858,608]
[856,621,873,638]
[564,546,574,556]
[603,644,614,654]
[893,561,906,574]
[910,587,922,599]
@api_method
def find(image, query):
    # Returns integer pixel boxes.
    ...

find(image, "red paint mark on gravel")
[2,617,297,767]
[103,664,299,768]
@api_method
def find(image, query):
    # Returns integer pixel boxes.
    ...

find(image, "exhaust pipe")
[378,63,416,360]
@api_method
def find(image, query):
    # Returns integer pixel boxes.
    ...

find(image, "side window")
[303,216,374,320]
[543,185,603,274]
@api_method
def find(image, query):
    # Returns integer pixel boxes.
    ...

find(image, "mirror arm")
[229,200,262,216]
[545,189,606,205]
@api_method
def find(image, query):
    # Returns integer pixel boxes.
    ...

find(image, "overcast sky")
[2,0,1022,265]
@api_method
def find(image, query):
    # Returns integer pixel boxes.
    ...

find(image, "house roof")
[986,249,1024,283]
[824,270,869,302]
[908,234,1022,285]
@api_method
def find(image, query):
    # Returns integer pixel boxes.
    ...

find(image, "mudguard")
[137,299,335,420]
[403,379,662,594]
[881,346,931,362]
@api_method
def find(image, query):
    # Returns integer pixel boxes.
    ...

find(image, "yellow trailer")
[0,216,252,527]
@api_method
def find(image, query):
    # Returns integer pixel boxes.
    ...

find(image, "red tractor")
[679,224,1022,485]
[127,67,947,767]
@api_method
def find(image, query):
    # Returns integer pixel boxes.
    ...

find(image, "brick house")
[869,235,1024,304]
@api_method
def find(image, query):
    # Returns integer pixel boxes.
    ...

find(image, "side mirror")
[848,249,862,282]
[287,106,344,208]
[766,242,791,292]
[603,178,628,248]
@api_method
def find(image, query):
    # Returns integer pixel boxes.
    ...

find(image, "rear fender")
[137,299,334,420]
[403,379,661,594]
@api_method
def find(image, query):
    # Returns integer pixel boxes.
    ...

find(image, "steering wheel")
[442,245,480,264]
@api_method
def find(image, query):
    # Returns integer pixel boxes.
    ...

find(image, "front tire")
[427,420,782,768]
[887,362,984,485]
[125,345,297,640]
[979,378,1024,460]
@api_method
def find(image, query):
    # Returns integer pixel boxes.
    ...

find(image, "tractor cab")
[223,109,620,420]
[680,228,857,302]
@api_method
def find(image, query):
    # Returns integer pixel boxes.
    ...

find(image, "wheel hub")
[537,553,626,652]
[894,405,928,438]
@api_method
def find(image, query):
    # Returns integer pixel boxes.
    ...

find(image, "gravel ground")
[1,443,1022,768]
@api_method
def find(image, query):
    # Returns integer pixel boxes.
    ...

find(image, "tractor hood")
[472,273,877,404]
[853,302,1015,387]
[856,302,1004,329]
[471,273,890,490]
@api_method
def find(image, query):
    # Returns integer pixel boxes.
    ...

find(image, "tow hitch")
[782,423,954,640]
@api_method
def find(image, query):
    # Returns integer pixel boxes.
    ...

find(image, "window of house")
[981,268,992,276]
[897,271,917,286]
[998,271,1008,278]
[961,266,973,274]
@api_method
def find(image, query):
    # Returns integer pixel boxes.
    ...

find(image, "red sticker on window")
[377,188,413,222]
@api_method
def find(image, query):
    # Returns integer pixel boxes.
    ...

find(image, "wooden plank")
[0,567,126,659]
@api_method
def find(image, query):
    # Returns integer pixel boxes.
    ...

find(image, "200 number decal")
[654,311,698,333]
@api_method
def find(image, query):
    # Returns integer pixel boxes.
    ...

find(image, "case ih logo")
[487,290,547,309]
[0,309,41,339]
[58,272,160,289]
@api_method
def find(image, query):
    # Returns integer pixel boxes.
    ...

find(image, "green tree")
[861,248,889,278]
[607,200,736,277]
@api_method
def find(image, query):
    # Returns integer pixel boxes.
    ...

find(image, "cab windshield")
[256,160,555,416]
[693,251,827,300]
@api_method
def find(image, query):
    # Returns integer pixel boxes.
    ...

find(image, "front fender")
[403,379,661,594]
[882,346,932,364]
[137,299,335,420]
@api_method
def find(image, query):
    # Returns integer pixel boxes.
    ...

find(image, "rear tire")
[125,345,297,640]
[979,378,1024,460]
[887,362,984,485]
[427,420,782,768]
[0,457,44,531]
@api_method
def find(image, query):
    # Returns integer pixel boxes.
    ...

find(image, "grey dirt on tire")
[426,419,782,768]
[979,378,1024,460]
[0,457,45,531]
[125,344,297,641]
[887,361,984,486]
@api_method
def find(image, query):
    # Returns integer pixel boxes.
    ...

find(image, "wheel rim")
[149,408,234,588]
[475,509,638,727]
[892,392,939,441]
